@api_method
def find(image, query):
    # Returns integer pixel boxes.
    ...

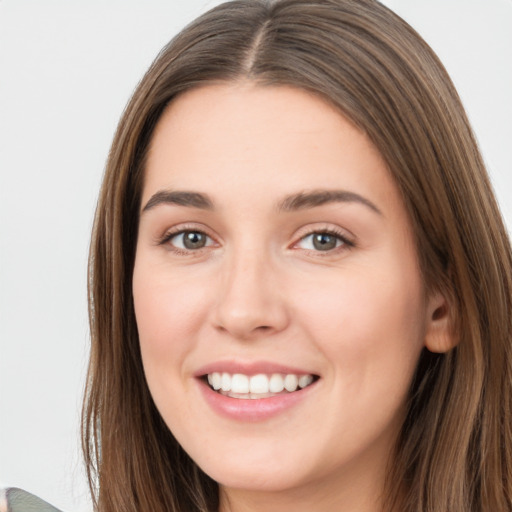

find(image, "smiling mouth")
[204,372,319,399]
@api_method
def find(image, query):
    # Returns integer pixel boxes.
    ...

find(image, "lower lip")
[197,379,316,422]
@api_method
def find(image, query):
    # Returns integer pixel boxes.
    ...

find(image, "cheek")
[132,262,215,429]
[132,262,211,375]
[293,259,426,391]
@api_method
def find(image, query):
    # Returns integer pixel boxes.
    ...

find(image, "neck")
[220,489,382,512]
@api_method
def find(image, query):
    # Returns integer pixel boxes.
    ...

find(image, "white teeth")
[269,373,285,393]
[249,374,269,394]
[298,374,314,388]
[206,372,315,396]
[231,374,249,394]
[284,374,299,392]
[221,372,231,391]
[210,372,222,390]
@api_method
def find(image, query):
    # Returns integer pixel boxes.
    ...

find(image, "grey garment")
[0,488,64,512]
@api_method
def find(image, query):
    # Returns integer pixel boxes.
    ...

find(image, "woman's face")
[133,83,440,505]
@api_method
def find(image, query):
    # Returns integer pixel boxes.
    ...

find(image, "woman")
[82,0,512,511]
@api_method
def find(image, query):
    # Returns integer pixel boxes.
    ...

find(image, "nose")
[212,251,289,340]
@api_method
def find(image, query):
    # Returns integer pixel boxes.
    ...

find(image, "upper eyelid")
[160,223,216,238]
[291,223,355,242]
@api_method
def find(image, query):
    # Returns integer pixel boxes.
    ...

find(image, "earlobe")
[424,291,458,353]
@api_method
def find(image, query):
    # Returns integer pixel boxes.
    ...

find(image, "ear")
[424,290,458,353]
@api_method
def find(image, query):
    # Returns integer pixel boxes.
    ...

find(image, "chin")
[184,436,316,493]
[204,462,308,493]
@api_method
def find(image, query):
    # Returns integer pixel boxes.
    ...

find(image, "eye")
[167,230,214,250]
[295,231,350,252]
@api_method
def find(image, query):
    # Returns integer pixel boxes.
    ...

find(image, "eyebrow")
[141,188,382,216]
[142,190,214,212]
[278,189,382,215]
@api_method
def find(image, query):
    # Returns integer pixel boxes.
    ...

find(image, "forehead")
[142,82,400,217]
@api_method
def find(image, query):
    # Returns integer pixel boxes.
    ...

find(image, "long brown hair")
[82,1,512,510]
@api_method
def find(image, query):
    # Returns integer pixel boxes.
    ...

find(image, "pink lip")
[197,379,317,422]
[194,360,316,378]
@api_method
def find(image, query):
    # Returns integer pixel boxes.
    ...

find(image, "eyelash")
[157,224,216,256]
[158,226,355,256]
[293,228,355,254]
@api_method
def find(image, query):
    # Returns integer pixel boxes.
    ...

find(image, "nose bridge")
[213,239,288,338]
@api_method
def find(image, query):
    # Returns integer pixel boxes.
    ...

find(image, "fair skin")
[132,83,449,512]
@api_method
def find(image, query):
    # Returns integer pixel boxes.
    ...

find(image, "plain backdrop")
[1,1,511,511]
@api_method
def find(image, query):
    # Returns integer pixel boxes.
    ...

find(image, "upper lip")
[194,360,319,378]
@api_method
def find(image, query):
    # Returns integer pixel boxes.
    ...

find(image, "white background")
[0,1,511,511]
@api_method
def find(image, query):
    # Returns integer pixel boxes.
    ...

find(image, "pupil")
[313,233,337,251]
[183,231,206,249]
